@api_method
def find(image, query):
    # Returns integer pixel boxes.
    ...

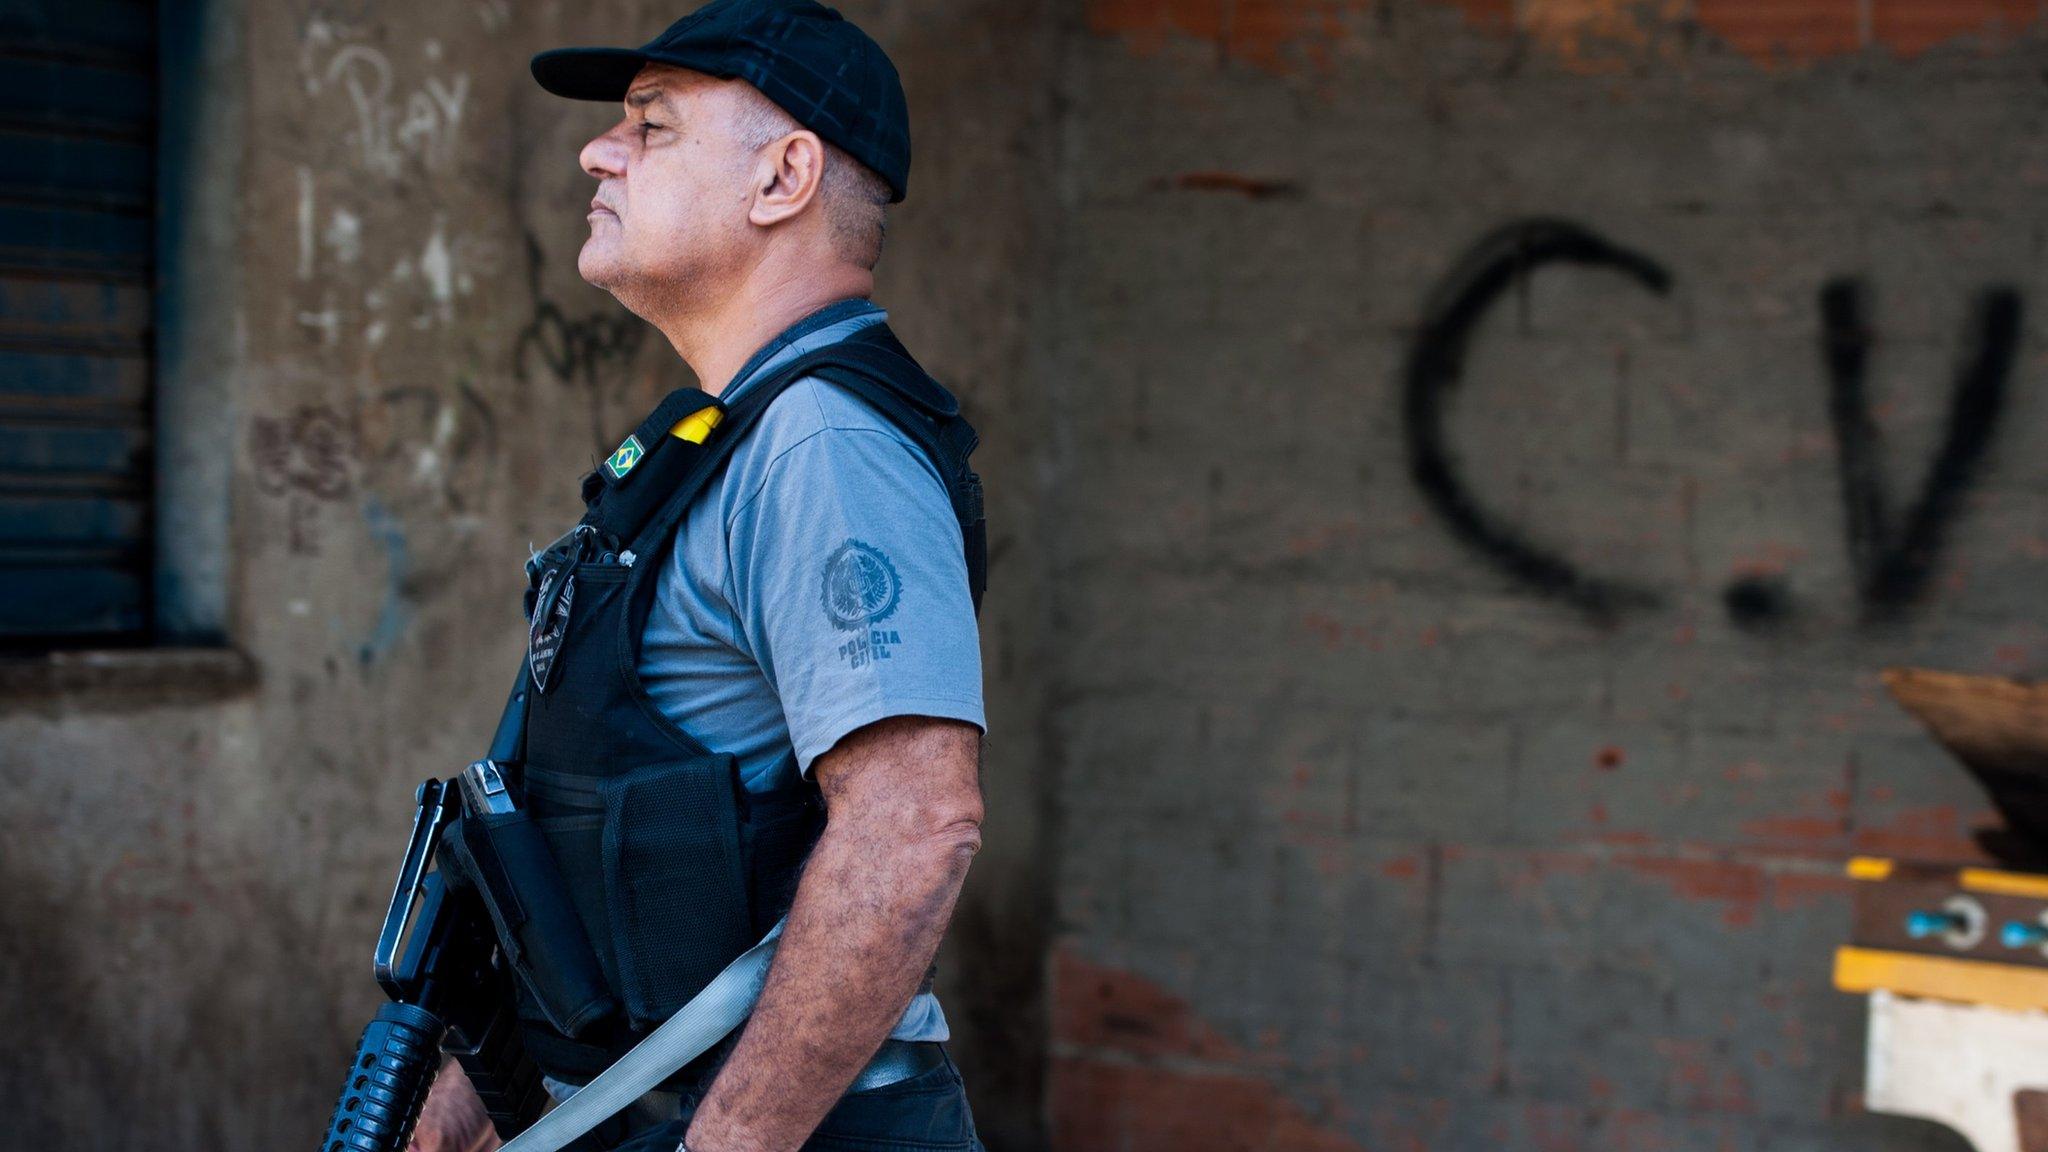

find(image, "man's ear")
[748,130,826,227]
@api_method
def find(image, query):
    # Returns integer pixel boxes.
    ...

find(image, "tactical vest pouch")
[600,757,754,1027]
[742,783,824,937]
[443,808,617,1038]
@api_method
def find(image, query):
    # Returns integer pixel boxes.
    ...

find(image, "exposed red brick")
[1581,830,1661,847]
[1691,0,1863,65]
[1169,170,1303,198]
[1654,1038,1758,1115]
[1516,849,1602,879]
[1740,814,1846,847]
[1851,803,1994,863]
[1083,0,1371,75]
[1087,0,2037,71]
[1618,855,1765,927]
[1770,871,1857,911]
[1366,1095,1453,1152]
[1085,0,1228,54]
[1872,0,2039,58]
[1053,945,1241,1061]
[1051,949,1363,1151]
[1439,0,1516,34]
[1050,1057,1364,1152]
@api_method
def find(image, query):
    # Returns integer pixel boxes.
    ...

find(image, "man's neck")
[666,263,876,397]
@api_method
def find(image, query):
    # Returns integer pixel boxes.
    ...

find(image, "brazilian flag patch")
[604,434,646,481]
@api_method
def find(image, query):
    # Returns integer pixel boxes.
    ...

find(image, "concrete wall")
[0,1,1057,1148]
[1044,2,2048,1151]
[7,1,2048,1151]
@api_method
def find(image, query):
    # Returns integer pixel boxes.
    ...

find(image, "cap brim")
[531,47,658,101]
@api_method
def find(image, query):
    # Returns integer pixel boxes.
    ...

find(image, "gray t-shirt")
[636,301,985,1041]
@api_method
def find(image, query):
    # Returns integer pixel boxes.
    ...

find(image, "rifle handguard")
[321,1001,447,1152]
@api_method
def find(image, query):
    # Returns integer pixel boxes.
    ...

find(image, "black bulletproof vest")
[468,322,985,1081]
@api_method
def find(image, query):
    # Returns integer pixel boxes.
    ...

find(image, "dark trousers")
[569,1047,985,1152]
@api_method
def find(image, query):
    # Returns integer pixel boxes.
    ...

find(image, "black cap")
[532,0,911,202]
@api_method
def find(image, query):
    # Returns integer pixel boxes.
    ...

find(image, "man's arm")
[682,714,984,1152]
[406,1063,500,1152]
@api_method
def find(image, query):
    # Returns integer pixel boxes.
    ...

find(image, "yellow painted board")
[1842,856,2048,900]
[1835,946,2048,1012]
[1959,868,2048,901]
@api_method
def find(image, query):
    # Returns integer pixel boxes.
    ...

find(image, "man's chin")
[576,240,624,290]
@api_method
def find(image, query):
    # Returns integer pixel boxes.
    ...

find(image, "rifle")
[319,675,550,1152]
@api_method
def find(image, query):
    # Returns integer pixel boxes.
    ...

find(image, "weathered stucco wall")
[1045,2,2048,1151]
[0,1,1058,1148]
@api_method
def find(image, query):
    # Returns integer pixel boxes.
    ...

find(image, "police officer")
[416,2,989,1150]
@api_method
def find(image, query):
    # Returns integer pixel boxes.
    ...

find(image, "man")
[416,3,989,1150]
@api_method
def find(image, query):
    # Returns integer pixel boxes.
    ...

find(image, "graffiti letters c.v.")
[1404,218,2023,627]
[1403,219,1673,620]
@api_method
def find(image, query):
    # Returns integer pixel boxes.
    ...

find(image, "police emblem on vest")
[438,323,988,1087]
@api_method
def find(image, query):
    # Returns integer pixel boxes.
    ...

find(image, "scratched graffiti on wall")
[292,20,488,349]
[356,378,500,514]
[250,405,357,555]
[301,21,470,180]
[245,376,499,558]
[1404,218,2024,627]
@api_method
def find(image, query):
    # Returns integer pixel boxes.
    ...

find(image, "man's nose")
[580,122,630,180]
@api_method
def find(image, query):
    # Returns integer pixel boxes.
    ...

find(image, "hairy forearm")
[682,721,982,1152]
[408,1063,499,1152]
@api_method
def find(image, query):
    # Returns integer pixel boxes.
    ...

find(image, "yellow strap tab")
[670,408,724,445]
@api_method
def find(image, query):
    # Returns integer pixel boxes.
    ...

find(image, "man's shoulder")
[756,373,913,439]
[718,374,938,511]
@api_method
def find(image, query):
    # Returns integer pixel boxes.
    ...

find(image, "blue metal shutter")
[0,1,156,644]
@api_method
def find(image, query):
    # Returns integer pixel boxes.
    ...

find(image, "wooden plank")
[1835,946,2048,1010]
[0,562,143,636]
[1884,667,2048,861]
[0,495,143,547]
[0,3,155,645]
[0,129,151,209]
[1886,668,2048,771]
[0,1,154,64]
[0,277,151,349]
[0,350,148,404]
[0,58,154,137]
[0,204,150,277]
[0,419,146,474]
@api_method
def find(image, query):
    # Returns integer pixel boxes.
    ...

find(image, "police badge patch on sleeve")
[823,539,902,670]
[528,565,576,693]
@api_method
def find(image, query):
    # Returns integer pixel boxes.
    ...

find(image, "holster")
[441,805,618,1038]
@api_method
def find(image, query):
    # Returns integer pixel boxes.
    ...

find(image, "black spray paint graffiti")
[513,233,647,453]
[1406,218,2023,626]
[1822,280,2020,622]
[1404,219,1672,620]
